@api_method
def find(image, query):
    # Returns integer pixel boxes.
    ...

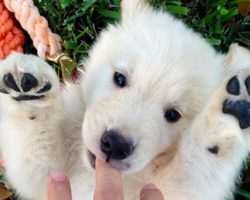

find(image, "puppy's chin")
[109,160,131,171]
[85,149,132,173]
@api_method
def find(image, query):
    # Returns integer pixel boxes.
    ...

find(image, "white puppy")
[0,0,250,199]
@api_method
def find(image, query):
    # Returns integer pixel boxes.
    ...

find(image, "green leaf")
[65,1,96,23]
[96,9,120,20]
[207,38,222,45]
[166,5,188,15]
[65,23,74,31]
[214,20,223,34]
[59,0,71,8]
[221,8,238,22]
[165,1,182,6]
[220,7,229,15]
[112,0,121,6]
[64,39,78,50]
[202,11,219,24]
[75,27,89,41]
[235,188,250,198]
[81,0,96,12]
[227,0,250,5]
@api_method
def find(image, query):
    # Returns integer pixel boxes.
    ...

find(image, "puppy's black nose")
[101,130,134,161]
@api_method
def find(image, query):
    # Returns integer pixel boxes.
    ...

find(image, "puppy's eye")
[164,109,181,123]
[113,72,126,87]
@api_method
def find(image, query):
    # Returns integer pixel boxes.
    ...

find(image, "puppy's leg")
[60,83,95,200]
[158,70,250,200]
[0,53,65,200]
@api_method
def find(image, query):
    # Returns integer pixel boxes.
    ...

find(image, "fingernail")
[143,183,158,190]
[51,172,67,182]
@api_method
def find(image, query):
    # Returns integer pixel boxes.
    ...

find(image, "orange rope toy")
[4,0,62,59]
[0,0,25,60]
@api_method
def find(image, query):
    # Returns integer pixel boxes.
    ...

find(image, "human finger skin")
[47,172,72,200]
[140,183,165,200]
[94,158,124,200]
[0,159,4,169]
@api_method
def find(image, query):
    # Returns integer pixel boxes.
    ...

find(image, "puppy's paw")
[0,53,59,105]
[223,74,250,129]
[204,70,250,157]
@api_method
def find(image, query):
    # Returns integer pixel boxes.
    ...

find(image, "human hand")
[94,159,164,200]
[47,158,164,200]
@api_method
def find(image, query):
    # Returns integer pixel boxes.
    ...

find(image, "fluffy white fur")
[0,0,250,199]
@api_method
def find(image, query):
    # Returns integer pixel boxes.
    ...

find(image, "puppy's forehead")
[86,8,221,111]
[118,59,198,101]
[110,40,211,99]
[109,44,219,113]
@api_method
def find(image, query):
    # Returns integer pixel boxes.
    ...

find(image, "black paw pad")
[244,76,250,96]
[208,145,219,154]
[223,100,250,129]
[21,73,38,92]
[13,95,44,101]
[3,73,20,92]
[37,82,51,93]
[0,88,8,94]
[226,76,240,95]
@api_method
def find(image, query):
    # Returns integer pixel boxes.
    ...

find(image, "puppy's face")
[81,0,222,173]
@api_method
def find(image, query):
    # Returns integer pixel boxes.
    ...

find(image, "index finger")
[94,158,124,200]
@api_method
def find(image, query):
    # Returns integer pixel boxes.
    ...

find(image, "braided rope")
[4,0,62,59]
[0,0,25,60]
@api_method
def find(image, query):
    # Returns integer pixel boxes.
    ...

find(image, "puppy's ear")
[121,0,148,21]
[224,43,250,75]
